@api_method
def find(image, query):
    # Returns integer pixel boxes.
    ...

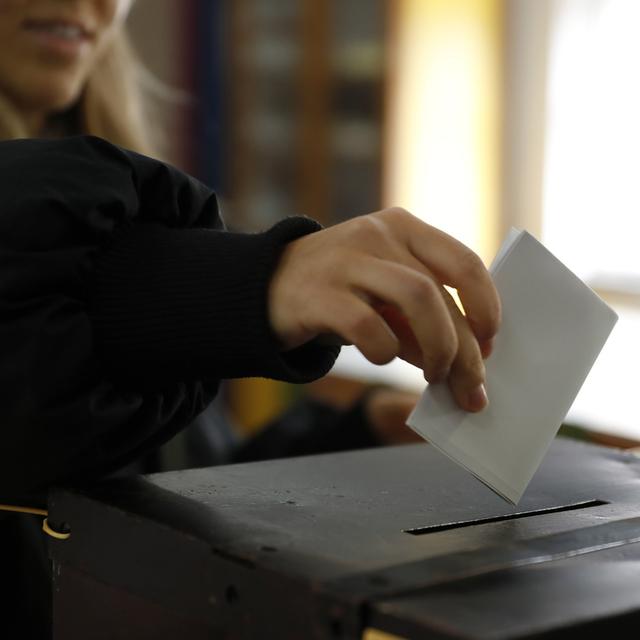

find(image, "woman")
[0,1,499,635]
[0,0,149,147]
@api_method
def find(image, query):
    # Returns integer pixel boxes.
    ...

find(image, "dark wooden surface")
[49,437,640,638]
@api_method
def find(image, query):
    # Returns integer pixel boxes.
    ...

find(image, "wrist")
[267,217,323,350]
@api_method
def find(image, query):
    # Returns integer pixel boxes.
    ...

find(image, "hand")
[268,208,501,412]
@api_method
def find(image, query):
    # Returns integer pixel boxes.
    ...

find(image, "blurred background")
[127,0,640,447]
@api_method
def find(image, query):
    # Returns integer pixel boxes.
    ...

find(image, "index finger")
[404,217,501,342]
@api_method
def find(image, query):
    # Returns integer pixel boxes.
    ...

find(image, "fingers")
[439,288,488,412]
[376,285,488,412]
[394,244,489,410]
[396,213,501,343]
[308,291,400,365]
[374,303,423,369]
[346,256,458,382]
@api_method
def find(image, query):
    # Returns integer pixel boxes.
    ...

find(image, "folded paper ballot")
[407,229,618,504]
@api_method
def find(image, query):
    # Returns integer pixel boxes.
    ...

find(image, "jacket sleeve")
[0,136,339,501]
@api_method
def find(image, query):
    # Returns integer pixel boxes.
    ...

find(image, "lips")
[21,17,96,60]
[23,19,94,42]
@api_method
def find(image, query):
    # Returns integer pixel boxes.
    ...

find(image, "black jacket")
[0,135,361,637]
[0,135,343,504]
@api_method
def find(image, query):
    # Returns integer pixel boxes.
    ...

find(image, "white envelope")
[407,229,618,504]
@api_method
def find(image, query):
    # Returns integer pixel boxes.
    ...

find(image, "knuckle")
[441,336,459,369]
[456,352,485,385]
[347,215,387,246]
[466,291,501,340]
[406,275,438,304]
[382,206,411,219]
[344,306,378,341]
[457,249,486,282]
[378,206,417,229]
[427,332,458,375]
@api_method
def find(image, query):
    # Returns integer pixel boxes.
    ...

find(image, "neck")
[23,111,48,137]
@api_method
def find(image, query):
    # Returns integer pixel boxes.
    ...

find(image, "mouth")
[22,18,95,43]
[21,17,96,59]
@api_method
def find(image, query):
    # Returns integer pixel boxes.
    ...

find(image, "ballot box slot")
[404,499,608,535]
[327,516,640,609]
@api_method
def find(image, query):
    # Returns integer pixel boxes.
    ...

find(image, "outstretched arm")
[269,208,501,412]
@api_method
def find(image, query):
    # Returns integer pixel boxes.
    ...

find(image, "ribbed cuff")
[90,217,340,387]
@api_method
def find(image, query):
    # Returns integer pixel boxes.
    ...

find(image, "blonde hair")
[0,30,160,157]
[81,31,158,156]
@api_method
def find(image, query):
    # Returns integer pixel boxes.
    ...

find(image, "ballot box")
[49,437,640,639]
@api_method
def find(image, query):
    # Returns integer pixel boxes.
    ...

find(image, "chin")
[29,82,83,115]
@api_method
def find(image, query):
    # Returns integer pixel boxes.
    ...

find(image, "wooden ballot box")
[49,438,640,639]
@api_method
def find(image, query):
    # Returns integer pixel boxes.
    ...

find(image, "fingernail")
[467,384,488,411]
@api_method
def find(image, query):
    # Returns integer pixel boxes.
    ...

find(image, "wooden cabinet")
[220,0,389,230]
